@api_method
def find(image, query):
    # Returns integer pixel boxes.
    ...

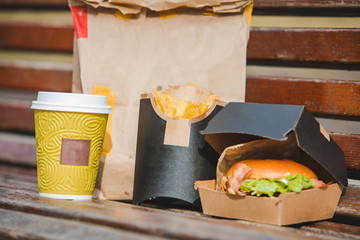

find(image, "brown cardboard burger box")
[195,102,348,226]
[133,85,226,209]
[68,0,253,200]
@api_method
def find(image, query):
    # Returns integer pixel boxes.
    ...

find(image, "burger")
[221,159,327,197]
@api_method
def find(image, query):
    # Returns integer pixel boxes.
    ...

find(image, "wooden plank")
[335,184,360,225]
[1,21,359,67]
[331,133,360,173]
[0,165,38,195]
[245,76,360,117]
[0,165,358,239]
[0,209,168,240]
[299,221,360,239]
[0,99,34,133]
[0,22,73,52]
[254,0,360,8]
[247,28,360,66]
[0,0,68,7]
[0,180,345,240]
[1,0,359,8]
[0,165,37,185]
[0,133,36,167]
[0,113,359,173]
[2,165,360,223]
[0,191,341,240]
[1,63,358,117]
[3,163,359,223]
[0,131,359,172]
[1,0,359,9]
[0,60,73,92]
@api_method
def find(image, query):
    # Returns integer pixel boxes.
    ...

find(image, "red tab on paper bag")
[69,5,88,39]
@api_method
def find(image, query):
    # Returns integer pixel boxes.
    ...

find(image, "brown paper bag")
[69,0,253,200]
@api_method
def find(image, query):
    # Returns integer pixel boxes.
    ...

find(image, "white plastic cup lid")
[31,91,112,114]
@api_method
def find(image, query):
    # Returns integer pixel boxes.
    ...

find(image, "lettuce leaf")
[240,174,314,197]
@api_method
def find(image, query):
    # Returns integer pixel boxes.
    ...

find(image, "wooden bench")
[0,0,359,239]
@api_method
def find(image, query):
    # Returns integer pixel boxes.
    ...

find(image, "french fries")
[153,89,219,119]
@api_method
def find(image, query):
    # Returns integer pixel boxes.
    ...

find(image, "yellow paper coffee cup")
[31,92,111,200]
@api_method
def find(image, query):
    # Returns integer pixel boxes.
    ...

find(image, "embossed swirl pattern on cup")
[35,110,108,195]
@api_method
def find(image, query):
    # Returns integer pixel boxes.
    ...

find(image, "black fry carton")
[133,85,226,209]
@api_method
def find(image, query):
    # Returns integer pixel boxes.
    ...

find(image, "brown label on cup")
[60,138,91,166]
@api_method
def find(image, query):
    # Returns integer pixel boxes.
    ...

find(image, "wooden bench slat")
[0,177,354,240]
[299,221,360,239]
[1,21,359,68]
[1,62,358,117]
[336,184,360,218]
[0,165,38,194]
[0,208,167,240]
[0,0,68,7]
[0,100,34,133]
[0,130,359,172]
[332,184,360,226]
[0,134,36,167]
[254,0,360,8]
[0,22,73,52]
[1,0,360,8]
[0,165,37,185]
[337,184,360,214]
[0,61,72,92]
[331,133,360,173]
[0,190,323,240]
[0,101,359,172]
[246,76,360,117]
[247,28,360,67]
[0,166,358,239]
